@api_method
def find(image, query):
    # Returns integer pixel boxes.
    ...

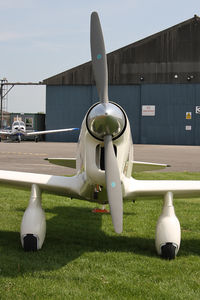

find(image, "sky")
[1,0,200,113]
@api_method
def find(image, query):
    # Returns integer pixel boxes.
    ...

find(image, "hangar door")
[140,84,200,145]
[109,85,141,144]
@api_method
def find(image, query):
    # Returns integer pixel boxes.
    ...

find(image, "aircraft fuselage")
[75,101,134,203]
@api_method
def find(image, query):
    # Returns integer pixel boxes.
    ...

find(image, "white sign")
[142,105,155,116]
[196,106,200,114]
[185,125,192,131]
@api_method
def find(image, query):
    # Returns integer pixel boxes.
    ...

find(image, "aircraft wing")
[45,158,76,169]
[132,161,169,173]
[0,170,84,199]
[0,130,12,136]
[26,128,79,136]
[123,177,200,199]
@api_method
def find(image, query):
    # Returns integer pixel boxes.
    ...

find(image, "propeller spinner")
[90,12,124,233]
[86,102,126,141]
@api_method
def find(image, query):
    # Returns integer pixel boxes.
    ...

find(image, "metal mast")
[0,80,45,128]
[0,78,8,128]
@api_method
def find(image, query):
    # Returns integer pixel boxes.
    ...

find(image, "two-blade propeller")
[90,12,123,233]
[90,12,108,103]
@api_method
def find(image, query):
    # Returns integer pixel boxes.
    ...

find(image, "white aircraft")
[0,12,199,259]
[0,117,78,142]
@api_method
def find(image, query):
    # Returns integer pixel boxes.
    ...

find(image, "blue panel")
[108,85,141,143]
[46,85,141,143]
[46,84,200,145]
[140,84,200,145]
[46,86,93,142]
[194,85,200,145]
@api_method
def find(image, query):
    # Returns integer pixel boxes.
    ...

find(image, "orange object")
[92,208,109,213]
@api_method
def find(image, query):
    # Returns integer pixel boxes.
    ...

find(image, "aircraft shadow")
[0,205,157,277]
[0,205,199,277]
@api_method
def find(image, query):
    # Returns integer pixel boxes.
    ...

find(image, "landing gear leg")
[21,184,46,251]
[155,192,181,259]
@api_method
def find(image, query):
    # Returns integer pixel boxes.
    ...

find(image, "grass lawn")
[0,172,200,299]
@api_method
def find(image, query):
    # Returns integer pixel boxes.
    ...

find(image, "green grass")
[1,172,200,299]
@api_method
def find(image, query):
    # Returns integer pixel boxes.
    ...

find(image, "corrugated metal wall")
[44,17,200,86]
[45,84,200,145]
[45,85,141,143]
[46,86,93,142]
[140,84,200,145]
[108,85,141,143]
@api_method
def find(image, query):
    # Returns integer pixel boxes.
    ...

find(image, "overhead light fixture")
[174,74,178,79]
[187,75,194,81]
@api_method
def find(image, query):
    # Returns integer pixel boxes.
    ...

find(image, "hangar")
[43,15,200,145]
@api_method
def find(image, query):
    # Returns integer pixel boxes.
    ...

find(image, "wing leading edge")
[132,161,169,173]
[0,170,83,199]
[123,176,200,199]
[26,128,79,136]
[1,170,200,200]
[0,130,12,136]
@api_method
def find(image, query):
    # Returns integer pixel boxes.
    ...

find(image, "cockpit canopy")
[12,121,25,131]
[13,121,25,127]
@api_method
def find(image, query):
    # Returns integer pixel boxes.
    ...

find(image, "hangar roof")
[43,15,200,85]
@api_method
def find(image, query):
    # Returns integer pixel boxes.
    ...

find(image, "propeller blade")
[104,135,123,233]
[90,12,108,103]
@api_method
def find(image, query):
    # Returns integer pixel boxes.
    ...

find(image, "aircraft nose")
[86,102,126,140]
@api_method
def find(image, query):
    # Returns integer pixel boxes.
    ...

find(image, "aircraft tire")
[23,234,38,251]
[161,243,176,260]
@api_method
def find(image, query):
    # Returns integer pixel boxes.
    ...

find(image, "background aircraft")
[0,12,200,260]
[0,117,78,142]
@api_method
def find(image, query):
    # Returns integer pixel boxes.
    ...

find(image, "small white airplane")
[0,117,78,142]
[0,12,200,259]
